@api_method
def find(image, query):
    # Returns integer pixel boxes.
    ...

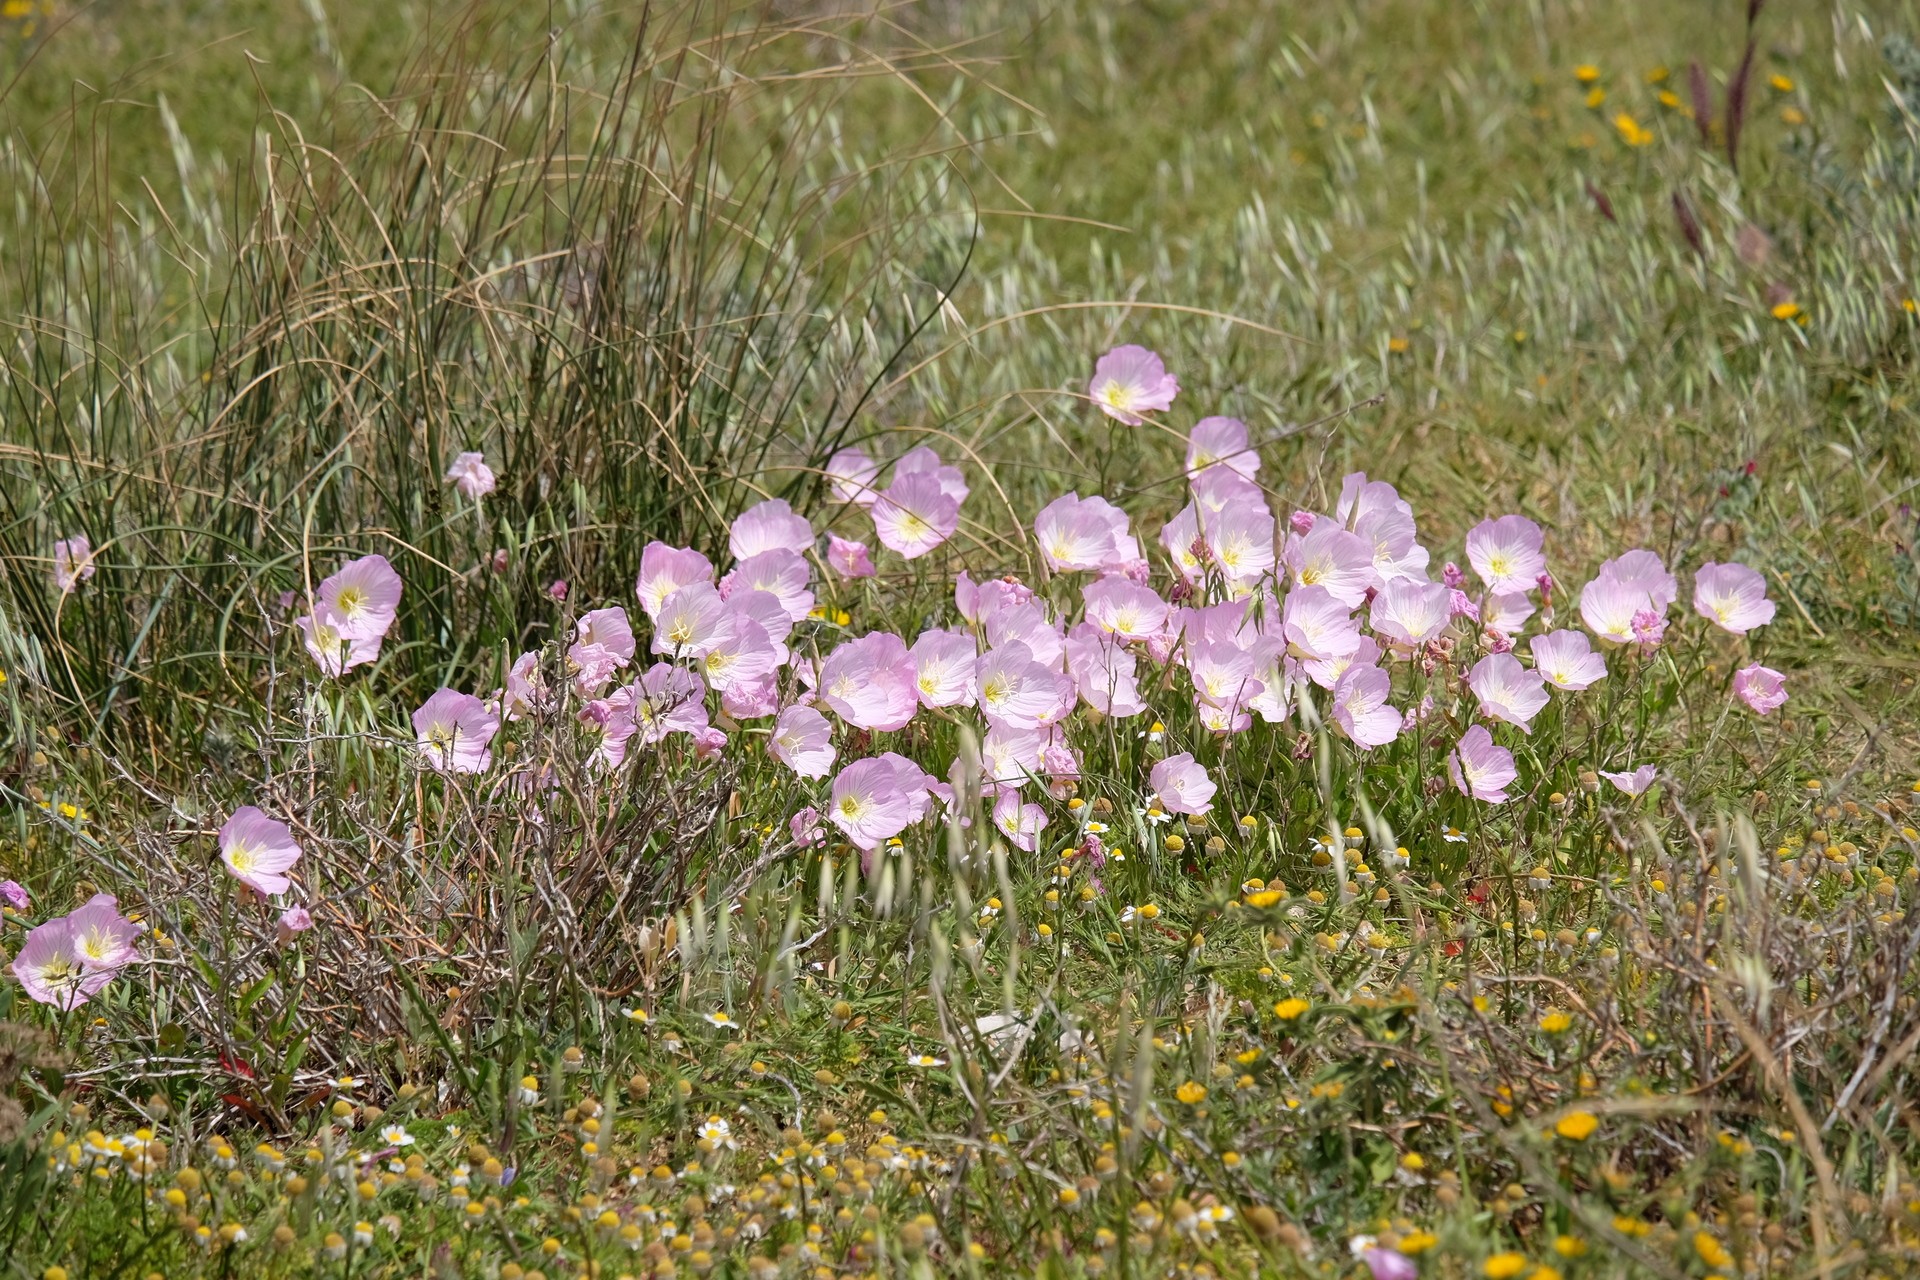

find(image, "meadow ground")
[2,0,1920,1277]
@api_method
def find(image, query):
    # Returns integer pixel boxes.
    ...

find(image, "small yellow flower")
[1646,65,1669,83]
[1399,1231,1438,1254]
[1574,64,1601,84]
[1554,1111,1598,1141]
[1769,74,1794,92]
[1244,889,1282,909]
[1175,1081,1208,1105]
[1585,86,1607,109]
[1273,998,1310,1021]
[1484,1253,1528,1279]
[1553,1235,1587,1258]
[1780,106,1806,126]
[1771,301,1801,320]
[1694,1232,1734,1269]
[1386,335,1410,353]
[1612,113,1653,146]
[1658,89,1682,109]
[1538,1011,1572,1034]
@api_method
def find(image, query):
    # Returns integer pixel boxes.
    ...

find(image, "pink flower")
[910,628,978,708]
[984,599,1067,668]
[1186,416,1259,480]
[1082,576,1169,642]
[992,788,1049,852]
[412,688,500,773]
[652,583,729,659]
[1205,497,1279,589]
[276,906,313,944]
[501,650,548,720]
[67,893,141,972]
[893,445,970,505]
[12,915,115,1009]
[829,754,930,849]
[1246,635,1293,723]
[827,534,877,579]
[691,725,728,760]
[294,608,382,678]
[955,571,1033,625]
[1693,561,1775,634]
[1035,494,1121,572]
[871,472,961,560]
[1631,607,1667,651]
[1089,344,1179,425]
[770,705,837,779]
[1579,572,1653,645]
[1368,578,1452,647]
[570,607,637,691]
[1528,630,1608,691]
[1446,725,1517,803]
[1335,472,1413,525]
[1286,519,1377,606]
[1467,652,1550,732]
[53,535,97,592]
[1064,624,1146,718]
[694,608,782,695]
[818,632,920,731]
[977,642,1077,730]
[1465,515,1546,593]
[1151,753,1216,816]
[1355,506,1431,583]
[826,447,883,507]
[628,664,711,743]
[1441,561,1465,588]
[0,880,27,910]
[444,451,497,499]
[219,807,303,896]
[579,697,638,768]
[1187,640,1263,733]
[1361,1246,1418,1280]
[1599,549,1678,610]
[730,499,814,561]
[721,549,815,622]
[316,555,403,642]
[548,579,569,601]
[1599,764,1658,797]
[1332,664,1402,748]
[1485,591,1536,635]
[635,543,715,621]
[721,672,781,720]
[1282,585,1361,662]
[981,725,1050,787]
[1732,663,1788,715]
[790,807,827,847]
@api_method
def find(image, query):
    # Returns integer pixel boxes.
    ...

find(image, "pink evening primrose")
[1150,752,1217,816]
[67,894,142,972]
[444,451,497,499]
[1732,663,1788,715]
[1447,725,1517,803]
[729,498,814,562]
[769,705,837,780]
[871,472,961,560]
[1331,664,1402,749]
[1464,515,1547,594]
[634,543,715,621]
[1088,344,1179,426]
[1528,629,1608,692]
[827,533,877,579]
[294,608,382,678]
[1185,416,1259,481]
[1467,652,1550,732]
[909,628,979,709]
[12,915,116,1009]
[828,754,932,850]
[826,447,883,508]
[1599,764,1658,797]
[817,631,920,731]
[53,535,97,592]
[315,554,404,643]
[1692,561,1776,634]
[412,688,500,774]
[219,807,304,897]
[893,445,971,506]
